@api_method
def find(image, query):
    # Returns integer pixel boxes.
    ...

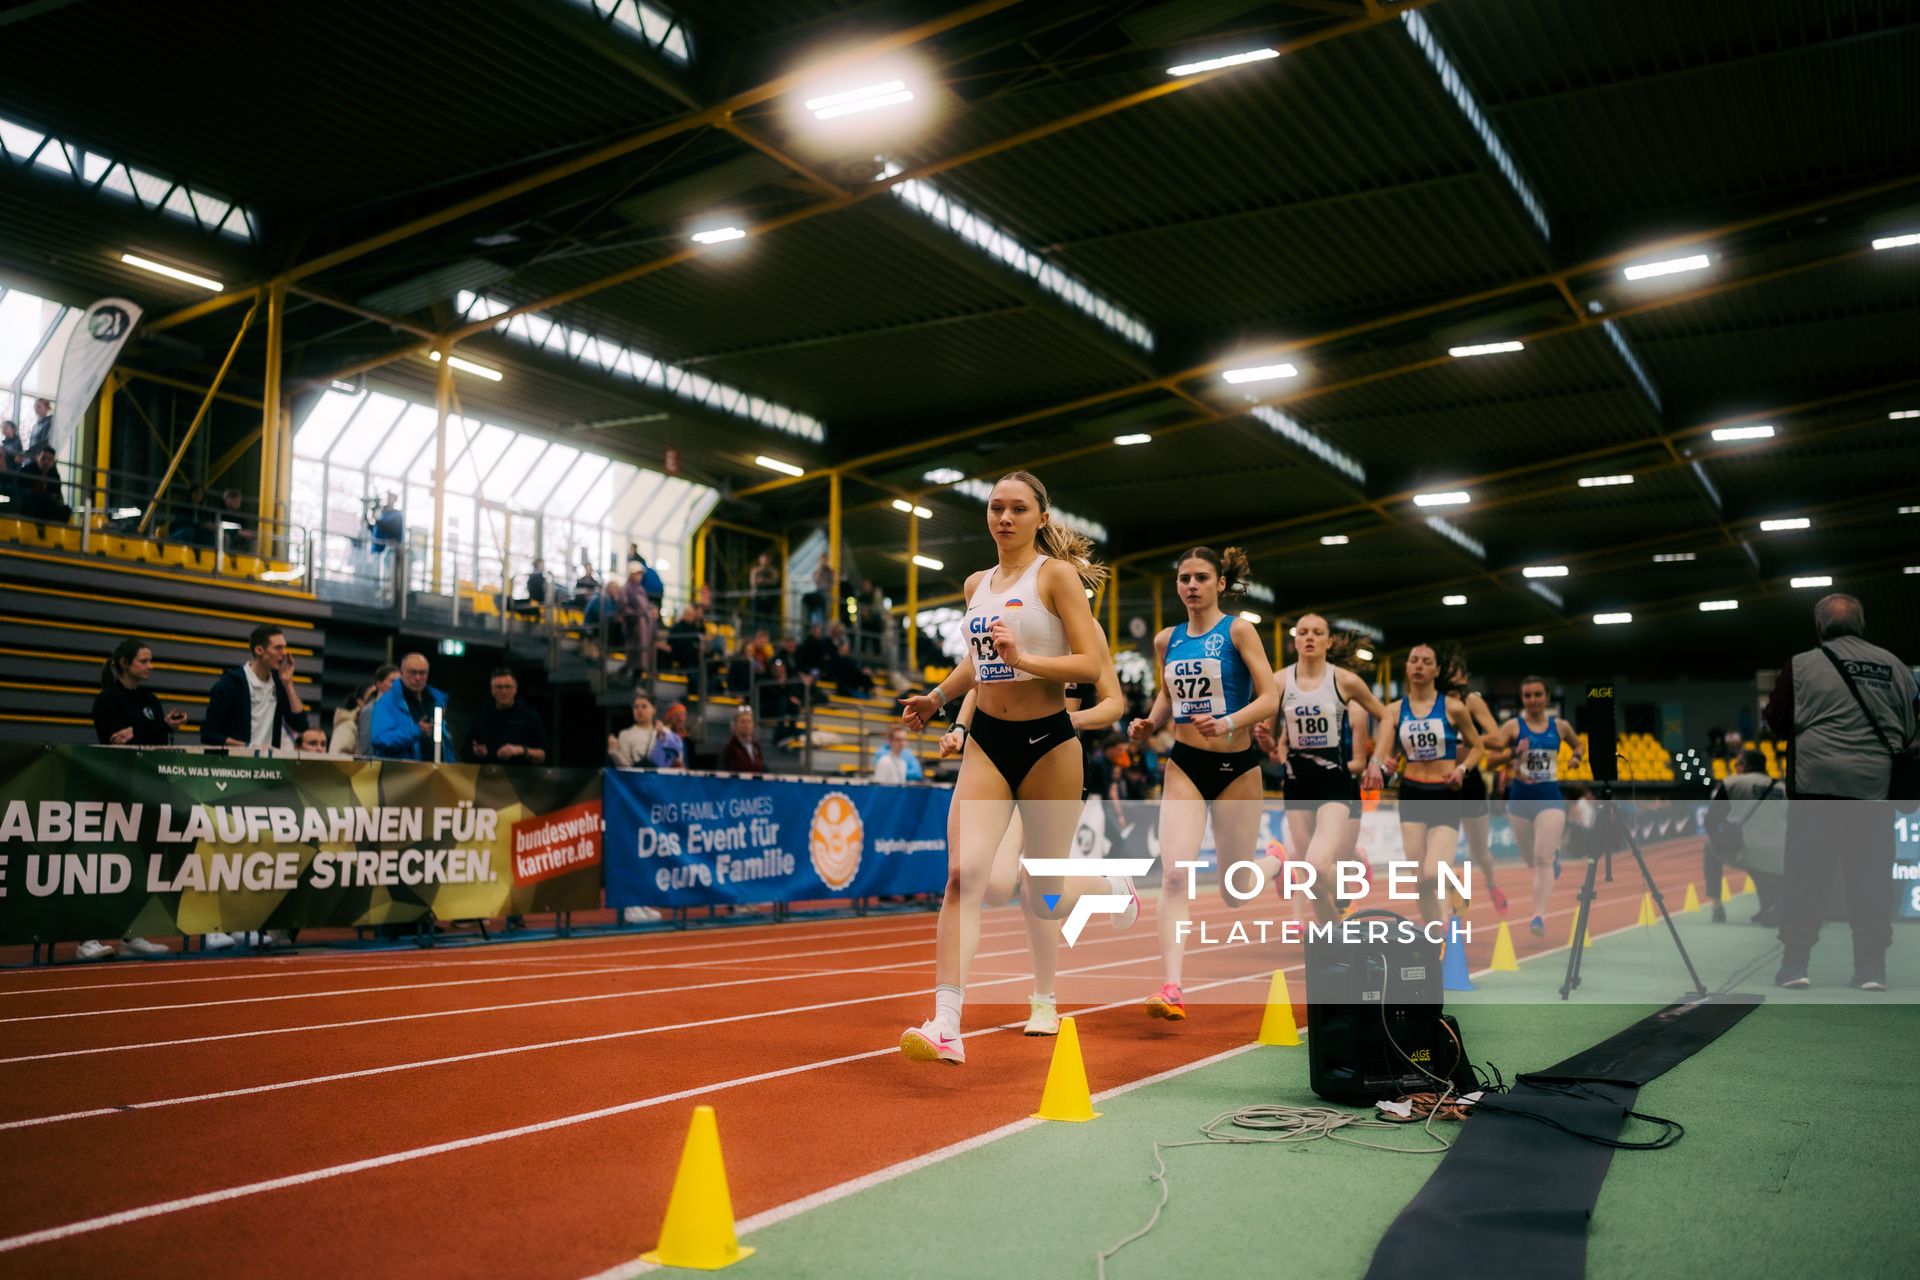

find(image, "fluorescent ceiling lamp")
[690,227,746,244]
[1413,491,1470,507]
[890,499,932,518]
[754,455,804,477]
[1167,47,1279,77]
[111,507,142,520]
[1759,517,1810,532]
[1653,552,1696,563]
[1577,473,1634,487]
[1239,611,1262,624]
[1523,565,1569,578]
[1448,341,1524,358]
[1871,232,1920,250]
[120,252,223,291]
[911,554,943,571]
[1901,506,1920,516]
[1711,424,1774,441]
[806,80,913,119]
[1594,612,1632,625]
[1790,576,1832,589]
[1889,410,1920,420]
[1355,647,1374,662]
[1319,535,1350,546]
[1622,253,1710,281]
[1906,566,1919,574]
[329,380,358,393]
[1523,634,1545,645]
[1222,362,1298,384]
[1113,433,1152,446]
[1698,599,1739,612]
[426,351,504,381]
[1442,594,1468,606]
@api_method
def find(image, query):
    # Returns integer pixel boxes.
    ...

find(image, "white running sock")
[933,984,964,1034]
[1032,989,1055,1004]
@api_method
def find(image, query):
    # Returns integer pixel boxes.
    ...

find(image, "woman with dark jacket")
[92,638,186,746]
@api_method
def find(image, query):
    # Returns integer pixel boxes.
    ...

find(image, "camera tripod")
[1560,781,1707,1001]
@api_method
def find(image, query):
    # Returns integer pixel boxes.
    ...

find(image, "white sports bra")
[963,555,1068,683]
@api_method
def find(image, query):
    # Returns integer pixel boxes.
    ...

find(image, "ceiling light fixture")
[1166,47,1279,77]
[754,455,804,477]
[1653,552,1697,562]
[1414,491,1471,507]
[1871,232,1920,250]
[1577,473,1635,487]
[806,80,914,119]
[1622,253,1711,281]
[691,227,746,244]
[1711,424,1774,441]
[1523,565,1569,578]
[1239,610,1263,624]
[426,351,503,381]
[1221,362,1299,384]
[1759,517,1810,532]
[121,252,223,291]
[1442,594,1468,606]
[1698,599,1739,612]
[911,554,943,571]
[890,499,932,518]
[1354,647,1374,662]
[1448,341,1524,358]
[1889,410,1920,420]
[1594,612,1633,625]
[1790,576,1832,589]
[1319,535,1350,546]
[1523,634,1545,645]
[1113,433,1152,445]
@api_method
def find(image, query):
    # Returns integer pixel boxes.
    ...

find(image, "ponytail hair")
[1437,646,1470,695]
[101,637,149,688]
[996,470,1107,591]
[1173,545,1251,600]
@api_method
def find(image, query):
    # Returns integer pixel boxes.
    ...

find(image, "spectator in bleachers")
[1706,747,1784,927]
[795,621,829,674]
[726,634,761,696]
[331,681,380,756]
[369,491,404,556]
[572,558,600,608]
[749,552,780,632]
[803,561,835,625]
[581,577,620,658]
[1764,592,1918,990]
[297,726,330,753]
[17,444,71,523]
[823,637,874,698]
[607,692,683,769]
[872,725,923,784]
[93,638,187,746]
[26,397,53,454]
[348,663,398,755]
[718,706,766,773]
[166,482,213,545]
[468,668,548,766]
[515,557,550,618]
[629,550,665,605]
[620,563,660,685]
[200,625,307,749]
[219,488,258,553]
[661,701,690,763]
[666,602,707,672]
[367,652,448,761]
[1,418,22,471]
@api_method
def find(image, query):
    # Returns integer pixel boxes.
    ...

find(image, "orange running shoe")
[1144,982,1188,1021]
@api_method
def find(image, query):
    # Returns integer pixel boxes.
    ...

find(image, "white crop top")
[963,555,1068,683]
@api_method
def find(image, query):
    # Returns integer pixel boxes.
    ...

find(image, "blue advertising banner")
[604,770,951,907]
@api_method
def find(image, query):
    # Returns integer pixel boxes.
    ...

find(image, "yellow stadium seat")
[0,518,22,543]
[224,554,266,578]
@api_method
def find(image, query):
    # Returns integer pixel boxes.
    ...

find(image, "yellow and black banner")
[0,745,602,943]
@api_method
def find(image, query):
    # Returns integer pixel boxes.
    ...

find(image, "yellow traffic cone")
[1682,883,1701,914]
[1637,892,1657,927]
[641,1106,755,1270]
[1567,912,1590,948]
[1489,921,1519,971]
[1254,969,1302,1046]
[1032,1016,1101,1122]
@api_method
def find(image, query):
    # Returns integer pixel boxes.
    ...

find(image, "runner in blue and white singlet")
[1494,676,1583,937]
[1369,643,1484,926]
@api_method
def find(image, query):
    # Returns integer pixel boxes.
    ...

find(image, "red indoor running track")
[0,839,1704,1279]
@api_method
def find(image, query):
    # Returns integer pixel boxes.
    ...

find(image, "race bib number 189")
[1402,717,1445,761]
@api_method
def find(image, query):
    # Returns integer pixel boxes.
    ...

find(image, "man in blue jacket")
[368,652,449,761]
[201,625,307,749]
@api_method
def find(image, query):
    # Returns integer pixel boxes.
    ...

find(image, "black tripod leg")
[1628,828,1708,996]
[1559,853,1602,999]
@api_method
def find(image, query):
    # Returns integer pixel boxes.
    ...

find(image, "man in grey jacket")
[1764,593,1918,991]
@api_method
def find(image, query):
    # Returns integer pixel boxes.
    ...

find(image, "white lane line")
[0,917,949,997]
[0,912,1265,1128]
[0,923,1066,1066]
[0,912,951,991]
[0,928,974,1025]
[0,958,1281,1256]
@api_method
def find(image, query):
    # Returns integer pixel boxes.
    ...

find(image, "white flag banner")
[45,297,142,456]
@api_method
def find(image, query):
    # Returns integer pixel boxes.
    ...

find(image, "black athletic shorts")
[1455,765,1489,818]
[1283,750,1361,817]
[970,708,1076,793]
[1168,742,1264,803]
[1398,777,1465,827]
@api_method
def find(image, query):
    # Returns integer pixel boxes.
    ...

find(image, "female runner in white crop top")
[898,471,1135,1065]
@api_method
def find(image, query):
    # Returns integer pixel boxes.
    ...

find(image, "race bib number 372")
[1168,657,1224,720]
